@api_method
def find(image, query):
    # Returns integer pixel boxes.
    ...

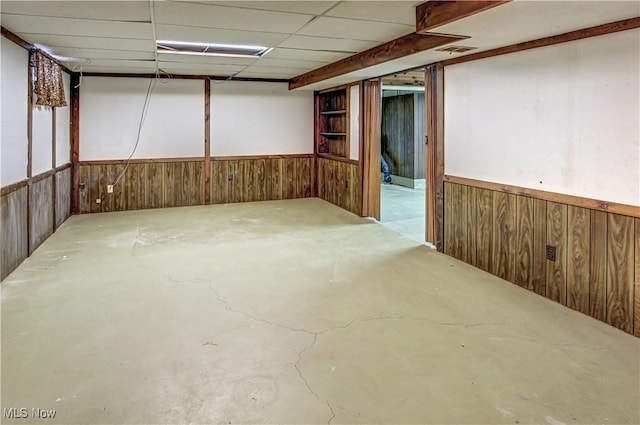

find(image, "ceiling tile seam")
[267,1,345,56]
[163,0,335,19]
[0,12,152,24]
[14,32,155,42]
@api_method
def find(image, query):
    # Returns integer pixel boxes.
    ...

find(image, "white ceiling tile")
[255,57,325,69]
[153,2,313,34]
[279,35,378,52]
[186,1,338,15]
[2,15,151,39]
[235,71,291,79]
[435,1,640,48]
[244,64,313,75]
[81,59,157,69]
[158,52,257,65]
[0,1,150,21]
[266,48,350,63]
[79,65,157,74]
[155,24,289,46]
[50,48,154,61]
[158,62,244,72]
[326,1,417,25]
[15,33,155,52]
[297,16,413,42]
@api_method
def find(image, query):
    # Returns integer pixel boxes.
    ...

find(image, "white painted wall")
[32,106,53,175]
[210,81,313,156]
[445,29,640,206]
[0,36,29,186]
[55,72,71,166]
[349,84,360,161]
[80,77,204,160]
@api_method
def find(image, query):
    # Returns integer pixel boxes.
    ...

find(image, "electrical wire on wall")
[110,0,170,187]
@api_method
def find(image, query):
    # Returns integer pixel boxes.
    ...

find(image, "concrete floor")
[1,198,639,425]
[380,184,426,243]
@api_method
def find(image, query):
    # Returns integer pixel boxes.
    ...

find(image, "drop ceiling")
[1,1,638,91]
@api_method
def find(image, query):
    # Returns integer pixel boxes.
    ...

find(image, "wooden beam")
[70,73,80,214]
[1,26,31,50]
[204,79,211,205]
[416,1,510,34]
[289,32,466,90]
[444,175,640,219]
[1,26,73,74]
[442,17,640,67]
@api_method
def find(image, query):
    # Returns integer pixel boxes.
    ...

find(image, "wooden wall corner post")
[52,108,57,229]
[27,50,33,255]
[204,78,211,205]
[425,63,445,251]
[361,79,382,220]
[70,72,80,214]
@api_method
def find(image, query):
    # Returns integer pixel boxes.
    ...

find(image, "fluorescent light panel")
[157,40,272,58]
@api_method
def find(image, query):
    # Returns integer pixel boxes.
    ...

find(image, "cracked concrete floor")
[1,198,639,425]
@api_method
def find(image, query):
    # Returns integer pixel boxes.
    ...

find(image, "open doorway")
[378,67,426,243]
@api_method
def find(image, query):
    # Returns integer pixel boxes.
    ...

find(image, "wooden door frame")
[425,63,445,251]
[360,67,444,251]
[361,79,382,220]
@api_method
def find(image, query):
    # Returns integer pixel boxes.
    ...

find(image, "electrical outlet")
[107,185,114,193]
[228,173,234,181]
[96,198,102,204]
[79,183,86,192]
[545,244,556,262]
[344,180,349,189]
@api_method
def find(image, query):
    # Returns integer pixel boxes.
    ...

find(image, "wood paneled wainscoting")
[1,165,72,280]
[317,156,361,215]
[211,156,314,204]
[443,176,640,336]
[77,155,315,214]
[78,159,205,213]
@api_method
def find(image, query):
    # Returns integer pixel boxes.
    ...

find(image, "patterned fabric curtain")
[31,51,67,107]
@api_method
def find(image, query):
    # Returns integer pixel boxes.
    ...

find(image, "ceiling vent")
[157,40,272,58]
[435,45,478,54]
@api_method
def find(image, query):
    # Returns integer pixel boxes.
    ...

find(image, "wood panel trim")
[55,163,72,172]
[316,153,358,165]
[0,180,28,196]
[31,169,56,184]
[289,33,467,90]
[445,175,640,218]
[416,0,510,34]
[441,17,640,67]
[79,157,204,165]
[71,72,80,214]
[204,79,211,204]
[212,154,315,161]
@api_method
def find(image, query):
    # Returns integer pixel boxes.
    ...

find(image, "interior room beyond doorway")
[379,68,426,243]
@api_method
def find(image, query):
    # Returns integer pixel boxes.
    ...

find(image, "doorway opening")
[378,67,426,243]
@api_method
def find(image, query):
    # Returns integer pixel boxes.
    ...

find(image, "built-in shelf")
[316,87,349,159]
